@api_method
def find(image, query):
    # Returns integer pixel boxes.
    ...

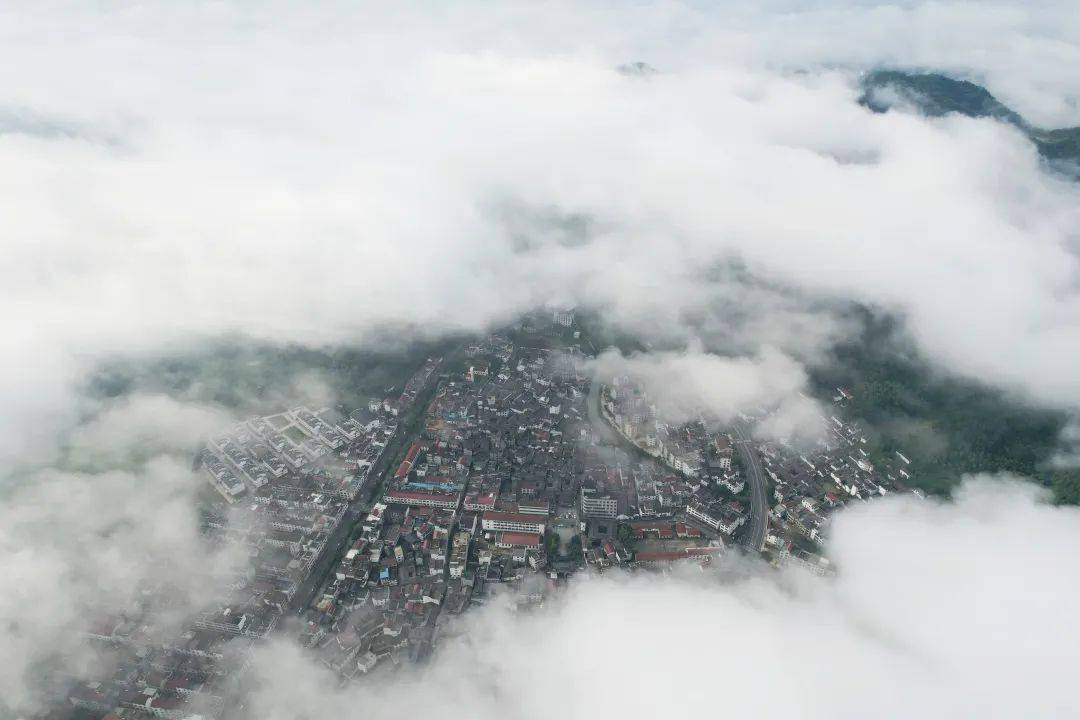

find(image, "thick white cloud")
[0,454,246,713]
[239,478,1080,719]
[588,346,826,442]
[1,2,1079,715]
[63,393,234,468]
[1,2,1080,468]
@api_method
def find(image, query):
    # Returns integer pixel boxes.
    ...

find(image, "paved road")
[289,505,363,613]
[288,418,419,613]
[289,361,444,614]
[732,423,768,552]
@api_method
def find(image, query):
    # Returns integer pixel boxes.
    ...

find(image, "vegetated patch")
[811,308,1079,503]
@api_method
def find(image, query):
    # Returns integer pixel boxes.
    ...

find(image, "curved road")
[590,379,769,553]
[732,423,768,552]
[586,379,621,446]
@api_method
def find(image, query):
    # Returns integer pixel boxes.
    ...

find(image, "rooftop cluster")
[61,315,924,717]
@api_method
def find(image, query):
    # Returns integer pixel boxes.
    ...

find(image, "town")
[62,314,921,718]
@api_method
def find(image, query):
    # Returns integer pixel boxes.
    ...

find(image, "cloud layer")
[240,478,1080,719]
[0,452,245,712]
[2,1,1080,716]
[2,1,1080,469]
[588,346,826,443]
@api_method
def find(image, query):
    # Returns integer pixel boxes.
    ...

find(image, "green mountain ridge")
[860,70,1080,172]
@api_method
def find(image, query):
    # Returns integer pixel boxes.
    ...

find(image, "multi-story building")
[687,501,722,530]
[687,501,745,535]
[580,488,617,518]
[481,511,546,535]
[384,489,459,510]
[463,493,496,511]
[516,500,550,516]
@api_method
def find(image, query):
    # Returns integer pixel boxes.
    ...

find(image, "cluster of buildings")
[57,321,928,718]
[294,334,597,680]
[756,397,919,574]
[282,335,925,688]
[600,378,709,478]
[594,377,927,577]
[295,327,744,683]
[301,498,456,673]
[200,404,396,504]
[67,409,369,720]
[62,360,444,719]
[595,379,752,543]
[69,598,237,719]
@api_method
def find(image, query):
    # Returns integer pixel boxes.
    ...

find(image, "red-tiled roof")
[497,531,542,547]
[394,442,423,478]
[630,520,670,530]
